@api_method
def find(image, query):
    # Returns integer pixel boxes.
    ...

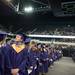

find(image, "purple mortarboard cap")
[0,31,7,41]
[25,38,31,43]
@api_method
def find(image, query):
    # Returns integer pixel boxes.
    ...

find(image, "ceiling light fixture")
[24,6,34,13]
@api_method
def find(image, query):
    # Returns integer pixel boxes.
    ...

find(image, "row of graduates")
[72,52,75,62]
[0,33,62,75]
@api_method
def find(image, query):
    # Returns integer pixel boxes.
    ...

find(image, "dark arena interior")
[0,0,75,75]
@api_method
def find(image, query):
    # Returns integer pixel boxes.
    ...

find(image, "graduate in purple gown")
[48,48,54,67]
[0,47,4,75]
[3,34,28,75]
[39,44,49,75]
[27,41,38,75]
[0,33,7,75]
[25,38,40,75]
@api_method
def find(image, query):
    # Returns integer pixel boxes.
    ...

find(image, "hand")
[30,66,33,69]
[39,63,42,66]
[36,58,39,60]
[17,73,19,75]
[28,69,32,74]
[34,65,37,69]
[11,68,19,75]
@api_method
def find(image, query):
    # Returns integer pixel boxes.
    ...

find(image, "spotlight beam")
[28,34,75,39]
[31,0,48,6]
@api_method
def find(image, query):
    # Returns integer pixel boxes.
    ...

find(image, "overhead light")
[24,6,34,13]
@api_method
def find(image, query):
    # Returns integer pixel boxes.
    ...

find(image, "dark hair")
[0,34,6,41]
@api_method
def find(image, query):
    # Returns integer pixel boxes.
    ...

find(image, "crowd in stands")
[27,25,75,36]
[26,26,75,43]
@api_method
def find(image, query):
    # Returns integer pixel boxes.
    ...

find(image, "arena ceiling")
[0,0,75,33]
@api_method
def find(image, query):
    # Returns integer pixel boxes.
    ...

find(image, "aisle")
[47,57,75,75]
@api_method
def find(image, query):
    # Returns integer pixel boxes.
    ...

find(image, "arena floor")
[47,57,75,75]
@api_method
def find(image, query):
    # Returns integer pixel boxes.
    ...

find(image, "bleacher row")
[27,26,75,36]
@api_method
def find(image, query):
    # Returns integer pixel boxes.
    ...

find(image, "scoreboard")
[61,1,75,15]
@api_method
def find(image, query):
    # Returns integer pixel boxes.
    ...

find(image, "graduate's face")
[31,44,37,51]
[15,35,22,42]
